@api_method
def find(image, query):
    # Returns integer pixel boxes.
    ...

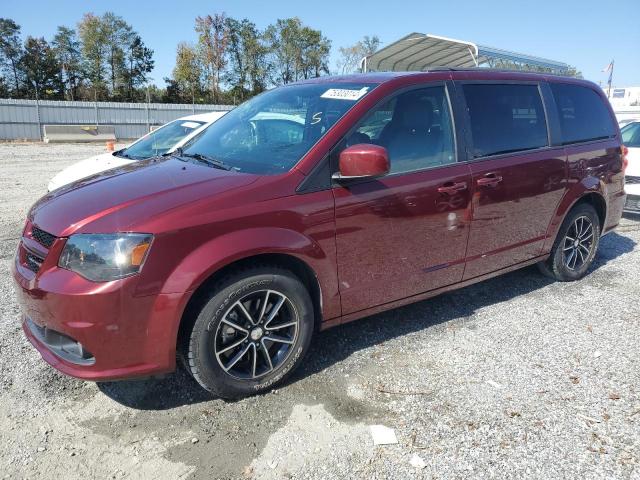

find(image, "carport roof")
[363,33,569,74]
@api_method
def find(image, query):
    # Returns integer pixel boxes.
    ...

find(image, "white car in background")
[47,111,227,191]
[622,121,640,214]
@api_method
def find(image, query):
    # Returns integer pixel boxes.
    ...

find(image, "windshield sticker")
[320,87,369,101]
[181,121,201,129]
[310,112,322,124]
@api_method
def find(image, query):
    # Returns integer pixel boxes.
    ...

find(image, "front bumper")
[12,244,185,381]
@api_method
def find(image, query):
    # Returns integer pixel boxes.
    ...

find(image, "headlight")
[58,233,153,282]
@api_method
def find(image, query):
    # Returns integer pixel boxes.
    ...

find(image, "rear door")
[457,82,567,279]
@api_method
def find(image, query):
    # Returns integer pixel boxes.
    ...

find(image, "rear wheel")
[538,203,600,281]
[183,266,314,399]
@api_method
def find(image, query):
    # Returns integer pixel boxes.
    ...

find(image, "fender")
[542,176,606,253]
[158,226,340,320]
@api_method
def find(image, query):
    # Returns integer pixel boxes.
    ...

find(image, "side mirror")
[332,144,390,181]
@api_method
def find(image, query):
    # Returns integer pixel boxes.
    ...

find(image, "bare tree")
[338,35,381,74]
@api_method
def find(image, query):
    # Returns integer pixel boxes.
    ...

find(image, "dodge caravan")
[13,70,626,398]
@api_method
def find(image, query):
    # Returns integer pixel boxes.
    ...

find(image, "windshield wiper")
[168,148,233,171]
[114,148,131,159]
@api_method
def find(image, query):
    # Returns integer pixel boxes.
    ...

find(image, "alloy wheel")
[562,215,595,271]
[214,289,299,380]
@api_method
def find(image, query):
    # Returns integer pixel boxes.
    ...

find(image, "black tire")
[183,266,314,399]
[537,202,601,281]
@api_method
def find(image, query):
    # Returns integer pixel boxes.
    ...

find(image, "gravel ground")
[0,142,639,480]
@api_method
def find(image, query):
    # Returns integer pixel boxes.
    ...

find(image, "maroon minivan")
[13,70,627,398]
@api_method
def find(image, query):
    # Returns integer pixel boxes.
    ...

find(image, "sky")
[4,0,640,88]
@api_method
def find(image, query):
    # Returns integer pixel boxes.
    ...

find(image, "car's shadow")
[98,231,636,410]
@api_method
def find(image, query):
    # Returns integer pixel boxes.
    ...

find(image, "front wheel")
[183,266,314,399]
[538,202,600,281]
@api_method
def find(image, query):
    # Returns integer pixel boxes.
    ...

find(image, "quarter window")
[463,84,548,158]
[344,86,456,174]
[550,83,616,145]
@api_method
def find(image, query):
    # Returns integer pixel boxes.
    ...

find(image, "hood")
[30,157,259,236]
[47,152,133,191]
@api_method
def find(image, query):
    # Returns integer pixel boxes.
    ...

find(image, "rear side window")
[550,83,616,145]
[463,84,548,158]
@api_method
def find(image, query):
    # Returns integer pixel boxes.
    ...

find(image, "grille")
[31,226,56,248]
[626,176,640,185]
[25,251,43,273]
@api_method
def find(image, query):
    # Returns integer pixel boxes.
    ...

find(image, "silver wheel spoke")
[235,301,256,326]
[580,223,593,239]
[260,341,273,372]
[570,249,579,269]
[576,247,585,265]
[251,344,258,378]
[222,343,251,372]
[257,290,270,323]
[221,318,248,334]
[580,232,593,243]
[267,321,297,330]
[264,295,286,328]
[264,334,294,345]
[217,335,248,355]
[565,236,576,242]
[566,249,575,268]
[579,243,590,256]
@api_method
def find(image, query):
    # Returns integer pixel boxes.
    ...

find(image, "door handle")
[437,181,467,194]
[477,174,503,187]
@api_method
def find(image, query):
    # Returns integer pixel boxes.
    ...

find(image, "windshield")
[182,83,376,174]
[120,119,205,159]
[621,122,640,148]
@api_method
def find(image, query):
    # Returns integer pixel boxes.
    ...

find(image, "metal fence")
[0,99,234,141]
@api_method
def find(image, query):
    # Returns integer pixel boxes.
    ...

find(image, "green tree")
[78,13,107,99]
[163,77,182,103]
[0,76,8,97]
[101,12,134,96]
[52,26,83,100]
[264,18,330,84]
[20,36,63,99]
[264,18,301,85]
[195,13,229,103]
[124,35,154,100]
[0,18,24,95]
[172,42,202,103]
[225,17,268,100]
[78,12,153,101]
[298,26,330,79]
